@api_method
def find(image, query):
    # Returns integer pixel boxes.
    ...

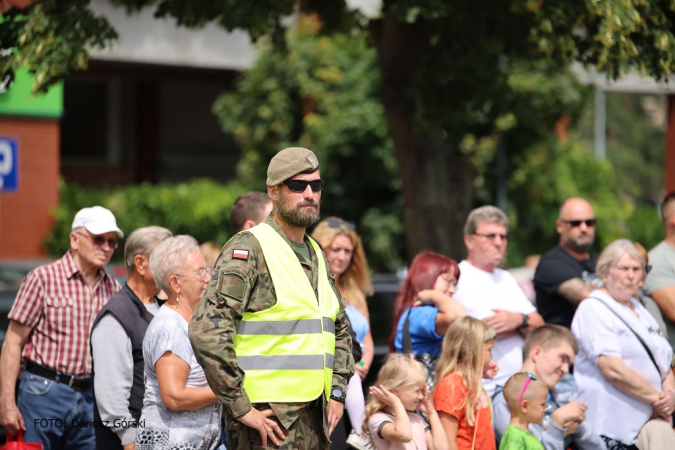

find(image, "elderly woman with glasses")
[572,239,675,449]
[135,235,222,450]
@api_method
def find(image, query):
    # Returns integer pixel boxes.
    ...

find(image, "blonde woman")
[312,217,373,448]
[433,316,497,450]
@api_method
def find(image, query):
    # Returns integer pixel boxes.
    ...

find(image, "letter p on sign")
[0,136,18,192]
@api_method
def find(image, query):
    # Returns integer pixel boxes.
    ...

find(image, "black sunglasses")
[282,178,325,193]
[326,218,356,230]
[561,219,596,228]
[76,232,119,249]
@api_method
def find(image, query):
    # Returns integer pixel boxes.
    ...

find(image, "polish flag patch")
[232,249,249,260]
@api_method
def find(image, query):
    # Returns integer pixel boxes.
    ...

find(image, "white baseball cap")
[72,206,124,237]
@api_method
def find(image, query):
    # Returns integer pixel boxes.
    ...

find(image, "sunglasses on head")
[519,371,537,406]
[76,232,119,249]
[561,219,596,228]
[281,178,325,193]
[326,218,356,231]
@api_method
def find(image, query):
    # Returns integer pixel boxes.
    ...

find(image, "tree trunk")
[371,6,477,262]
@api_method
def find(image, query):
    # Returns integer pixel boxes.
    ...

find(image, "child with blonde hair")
[499,372,547,449]
[364,354,449,450]
[433,316,497,450]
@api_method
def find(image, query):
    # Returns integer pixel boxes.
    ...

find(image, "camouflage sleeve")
[189,233,260,419]
[325,253,355,390]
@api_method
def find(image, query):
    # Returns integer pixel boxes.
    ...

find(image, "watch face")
[331,387,344,399]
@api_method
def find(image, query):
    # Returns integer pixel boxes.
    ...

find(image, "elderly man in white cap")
[0,206,123,450]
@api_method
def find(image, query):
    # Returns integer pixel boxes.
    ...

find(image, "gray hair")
[124,226,173,273]
[463,205,509,235]
[149,235,200,294]
[596,239,645,278]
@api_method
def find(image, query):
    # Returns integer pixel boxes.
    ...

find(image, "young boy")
[500,372,548,449]
[492,325,603,449]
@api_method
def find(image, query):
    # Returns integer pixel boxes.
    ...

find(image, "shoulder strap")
[402,307,414,355]
[593,297,661,378]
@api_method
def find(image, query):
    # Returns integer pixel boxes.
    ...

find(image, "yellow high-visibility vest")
[233,223,341,403]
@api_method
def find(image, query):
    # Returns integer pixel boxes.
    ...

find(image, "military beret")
[266,147,320,186]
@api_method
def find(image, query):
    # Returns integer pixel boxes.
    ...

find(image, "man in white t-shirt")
[454,205,544,395]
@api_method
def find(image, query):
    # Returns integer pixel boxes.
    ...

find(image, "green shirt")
[499,424,544,450]
[188,214,354,434]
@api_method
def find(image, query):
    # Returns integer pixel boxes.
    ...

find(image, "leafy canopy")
[5,1,675,95]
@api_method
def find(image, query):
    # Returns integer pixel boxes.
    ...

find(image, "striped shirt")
[8,251,121,375]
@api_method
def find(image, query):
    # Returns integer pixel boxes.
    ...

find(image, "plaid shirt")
[8,251,121,375]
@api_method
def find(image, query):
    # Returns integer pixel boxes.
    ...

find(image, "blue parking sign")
[0,136,18,192]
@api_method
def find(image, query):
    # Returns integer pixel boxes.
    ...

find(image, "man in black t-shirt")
[534,198,603,328]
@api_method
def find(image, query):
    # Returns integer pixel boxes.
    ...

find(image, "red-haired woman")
[390,251,467,384]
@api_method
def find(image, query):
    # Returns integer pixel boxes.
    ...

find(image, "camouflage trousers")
[225,403,330,450]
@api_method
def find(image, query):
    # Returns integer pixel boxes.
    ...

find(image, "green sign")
[0,68,63,118]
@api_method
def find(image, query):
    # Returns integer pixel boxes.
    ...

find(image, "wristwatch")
[330,386,346,403]
[517,314,529,330]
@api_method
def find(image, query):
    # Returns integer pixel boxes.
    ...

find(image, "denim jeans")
[17,370,95,450]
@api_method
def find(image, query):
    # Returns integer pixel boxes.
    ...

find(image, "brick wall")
[0,117,60,258]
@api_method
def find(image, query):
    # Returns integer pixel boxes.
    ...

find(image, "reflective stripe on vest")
[234,223,341,403]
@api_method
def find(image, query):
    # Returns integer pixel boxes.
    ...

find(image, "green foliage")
[625,204,663,252]
[474,59,592,201]
[523,0,675,80]
[1,1,118,94]
[575,92,666,205]
[508,140,634,265]
[45,179,246,259]
[213,22,404,272]
[112,0,298,44]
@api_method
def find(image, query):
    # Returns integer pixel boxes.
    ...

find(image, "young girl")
[364,354,449,450]
[433,316,497,450]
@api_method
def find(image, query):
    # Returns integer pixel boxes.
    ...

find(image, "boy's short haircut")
[229,191,272,234]
[503,372,548,412]
[522,324,578,360]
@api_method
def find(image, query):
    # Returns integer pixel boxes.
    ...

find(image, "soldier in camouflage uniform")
[189,147,354,449]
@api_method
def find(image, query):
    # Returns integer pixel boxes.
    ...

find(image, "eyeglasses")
[282,178,325,193]
[438,274,456,288]
[519,371,537,406]
[561,219,596,228]
[326,218,356,230]
[472,232,509,242]
[76,232,118,249]
[176,267,212,280]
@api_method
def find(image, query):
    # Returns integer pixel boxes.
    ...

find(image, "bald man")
[534,198,603,328]
[644,192,675,347]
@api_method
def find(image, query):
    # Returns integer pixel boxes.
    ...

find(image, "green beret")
[266,147,320,186]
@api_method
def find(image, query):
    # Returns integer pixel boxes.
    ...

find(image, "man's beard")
[277,194,321,228]
[563,235,594,252]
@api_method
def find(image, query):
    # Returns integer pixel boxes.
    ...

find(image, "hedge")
[45,179,247,260]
